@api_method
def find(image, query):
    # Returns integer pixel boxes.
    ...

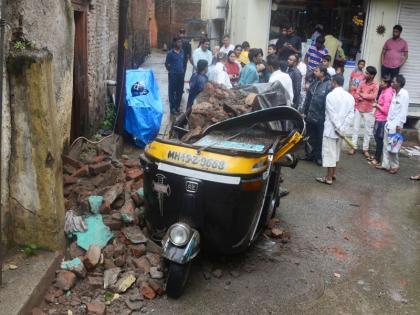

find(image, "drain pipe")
[115,0,129,135]
[0,0,7,285]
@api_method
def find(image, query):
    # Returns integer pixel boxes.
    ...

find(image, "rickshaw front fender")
[161,228,200,265]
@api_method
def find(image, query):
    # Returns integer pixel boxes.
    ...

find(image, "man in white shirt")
[192,38,213,69]
[377,75,409,174]
[267,55,293,106]
[219,35,235,54]
[208,52,232,89]
[316,74,354,185]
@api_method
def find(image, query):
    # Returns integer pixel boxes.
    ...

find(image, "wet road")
[149,154,420,315]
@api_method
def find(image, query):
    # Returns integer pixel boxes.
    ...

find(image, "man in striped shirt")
[305,36,329,72]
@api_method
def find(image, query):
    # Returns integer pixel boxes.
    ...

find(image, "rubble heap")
[37,148,165,315]
[181,81,259,142]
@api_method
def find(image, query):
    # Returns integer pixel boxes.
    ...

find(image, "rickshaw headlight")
[168,223,191,246]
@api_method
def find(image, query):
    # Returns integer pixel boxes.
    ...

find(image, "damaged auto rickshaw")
[140,83,305,298]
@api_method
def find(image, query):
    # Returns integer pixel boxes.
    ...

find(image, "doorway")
[71,4,89,141]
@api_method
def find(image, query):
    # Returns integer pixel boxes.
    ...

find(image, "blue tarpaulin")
[124,69,163,148]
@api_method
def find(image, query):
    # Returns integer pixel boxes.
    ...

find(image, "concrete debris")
[60,258,87,278]
[122,226,148,244]
[113,272,137,293]
[133,256,151,274]
[104,267,122,289]
[149,267,164,279]
[64,210,87,234]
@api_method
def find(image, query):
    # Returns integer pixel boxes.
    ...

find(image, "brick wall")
[155,0,202,48]
[87,0,119,134]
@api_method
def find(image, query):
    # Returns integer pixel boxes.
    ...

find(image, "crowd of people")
[164,24,415,183]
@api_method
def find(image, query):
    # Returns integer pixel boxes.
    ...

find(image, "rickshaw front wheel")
[166,261,192,298]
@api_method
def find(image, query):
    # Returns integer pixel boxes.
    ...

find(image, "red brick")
[73,165,89,178]
[83,245,101,270]
[87,154,107,164]
[271,228,284,238]
[87,276,103,289]
[63,155,84,169]
[86,302,106,315]
[63,164,76,175]
[132,256,150,274]
[55,271,77,290]
[44,287,64,303]
[126,168,144,181]
[139,282,156,300]
[128,244,146,257]
[89,161,112,175]
[103,215,123,231]
[63,174,77,186]
[123,159,140,168]
[148,279,165,296]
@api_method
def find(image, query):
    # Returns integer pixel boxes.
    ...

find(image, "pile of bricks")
[34,151,166,315]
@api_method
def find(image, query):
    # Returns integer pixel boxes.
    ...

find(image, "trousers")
[306,122,324,161]
[168,73,184,112]
[351,110,374,151]
[382,128,400,169]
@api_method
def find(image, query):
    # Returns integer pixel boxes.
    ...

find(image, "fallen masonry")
[34,147,167,314]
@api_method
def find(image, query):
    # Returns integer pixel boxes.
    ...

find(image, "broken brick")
[126,168,144,181]
[63,174,77,186]
[63,164,76,175]
[146,253,161,267]
[100,183,124,213]
[114,254,126,267]
[123,159,140,168]
[63,155,84,169]
[44,287,64,303]
[148,279,165,296]
[104,258,116,270]
[87,154,107,165]
[86,302,106,315]
[83,245,101,270]
[132,256,150,274]
[139,282,156,300]
[55,270,77,291]
[89,161,112,176]
[271,228,284,239]
[268,218,280,229]
[129,244,146,258]
[73,165,89,178]
[113,243,125,256]
[87,276,103,289]
[103,215,123,231]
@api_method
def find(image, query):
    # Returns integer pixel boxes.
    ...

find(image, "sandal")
[389,168,400,174]
[409,175,420,181]
[368,160,380,166]
[347,149,356,155]
[375,165,387,170]
[316,177,333,185]
[363,151,371,159]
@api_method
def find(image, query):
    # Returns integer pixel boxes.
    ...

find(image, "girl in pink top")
[370,77,393,166]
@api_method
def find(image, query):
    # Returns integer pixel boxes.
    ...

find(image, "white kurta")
[386,88,409,133]
[324,86,355,139]
[269,70,294,105]
[208,62,232,89]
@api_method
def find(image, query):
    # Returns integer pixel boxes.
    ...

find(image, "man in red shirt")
[381,25,408,78]
[349,66,379,157]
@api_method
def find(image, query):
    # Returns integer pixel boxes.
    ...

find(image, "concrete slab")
[0,250,62,315]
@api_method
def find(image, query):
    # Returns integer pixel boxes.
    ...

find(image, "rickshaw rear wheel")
[166,261,191,298]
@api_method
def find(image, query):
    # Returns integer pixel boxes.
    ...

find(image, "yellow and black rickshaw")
[140,106,305,297]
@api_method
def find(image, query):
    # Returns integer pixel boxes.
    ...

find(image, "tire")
[166,261,191,298]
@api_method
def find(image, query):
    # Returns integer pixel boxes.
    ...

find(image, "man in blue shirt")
[165,37,185,114]
[238,49,261,85]
[187,59,209,110]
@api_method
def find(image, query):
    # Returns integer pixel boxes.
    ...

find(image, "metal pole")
[0,0,7,286]
[115,0,129,135]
